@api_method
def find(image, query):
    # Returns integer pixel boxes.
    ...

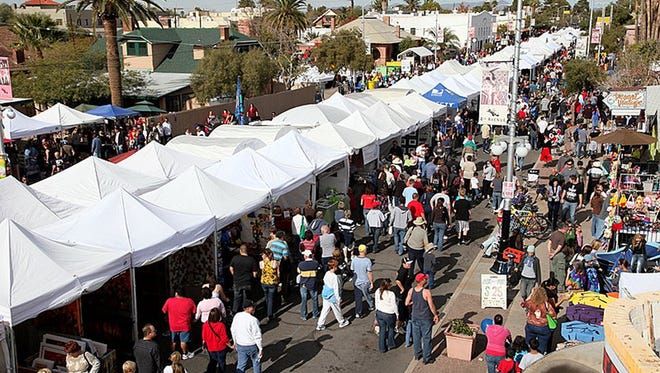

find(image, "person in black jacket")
[133,324,162,373]
[515,245,542,301]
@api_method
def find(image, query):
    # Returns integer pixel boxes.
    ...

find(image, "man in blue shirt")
[91,131,102,158]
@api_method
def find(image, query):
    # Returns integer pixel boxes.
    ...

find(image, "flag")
[235,76,246,125]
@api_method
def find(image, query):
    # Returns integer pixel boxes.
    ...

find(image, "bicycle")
[510,197,551,240]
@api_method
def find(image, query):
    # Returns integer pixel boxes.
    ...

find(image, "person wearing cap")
[317,259,350,330]
[231,300,263,373]
[423,244,436,289]
[515,245,542,301]
[405,273,440,365]
[404,217,430,274]
[351,245,374,318]
[298,250,320,320]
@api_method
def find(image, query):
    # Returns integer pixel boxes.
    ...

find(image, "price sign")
[481,274,507,309]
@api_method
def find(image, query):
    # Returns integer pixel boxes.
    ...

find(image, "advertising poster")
[479,65,510,126]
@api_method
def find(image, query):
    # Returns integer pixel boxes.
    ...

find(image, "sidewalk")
[406,154,596,372]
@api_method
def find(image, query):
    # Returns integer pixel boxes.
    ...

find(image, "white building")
[376,11,496,51]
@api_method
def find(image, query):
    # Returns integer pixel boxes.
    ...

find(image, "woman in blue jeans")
[630,234,647,273]
[259,249,280,322]
[375,279,398,353]
[522,287,556,354]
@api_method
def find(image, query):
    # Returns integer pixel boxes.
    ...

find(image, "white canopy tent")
[345,92,381,107]
[0,219,84,326]
[2,107,62,140]
[419,73,479,102]
[31,157,167,206]
[119,142,216,180]
[392,92,447,118]
[259,131,350,201]
[321,92,368,113]
[293,65,335,86]
[208,125,295,143]
[301,123,377,155]
[336,110,398,143]
[368,101,417,134]
[389,102,432,128]
[0,176,81,228]
[36,189,215,267]
[142,166,270,229]
[362,88,415,104]
[166,135,266,161]
[271,104,348,127]
[204,148,306,198]
[434,59,473,75]
[32,103,104,129]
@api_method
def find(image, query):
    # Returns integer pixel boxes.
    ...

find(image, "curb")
[403,244,489,373]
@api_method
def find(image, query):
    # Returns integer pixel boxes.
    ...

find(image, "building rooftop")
[22,0,61,6]
[337,17,420,44]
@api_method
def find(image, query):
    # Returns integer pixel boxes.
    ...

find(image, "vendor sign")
[603,90,646,116]
[0,57,12,100]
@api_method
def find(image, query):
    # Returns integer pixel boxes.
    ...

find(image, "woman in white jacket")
[316,259,350,331]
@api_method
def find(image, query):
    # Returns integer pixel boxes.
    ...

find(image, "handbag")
[545,303,557,330]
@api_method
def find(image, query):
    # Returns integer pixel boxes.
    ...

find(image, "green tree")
[312,29,373,74]
[371,0,388,12]
[265,0,308,36]
[61,0,164,107]
[191,46,276,104]
[0,3,14,24]
[571,0,590,30]
[426,27,460,59]
[472,0,497,12]
[496,24,509,38]
[564,59,605,93]
[241,48,278,96]
[612,40,660,86]
[399,36,416,52]
[601,25,625,53]
[11,39,145,106]
[403,0,420,12]
[239,0,257,7]
[11,13,64,59]
[419,0,446,11]
[532,0,570,29]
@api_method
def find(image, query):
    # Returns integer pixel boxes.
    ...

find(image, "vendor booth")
[31,157,168,207]
[423,83,467,109]
[208,124,296,143]
[32,103,104,129]
[321,92,368,113]
[603,89,647,132]
[2,108,62,141]
[271,103,348,127]
[166,135,266,161]
[118,142,216,180]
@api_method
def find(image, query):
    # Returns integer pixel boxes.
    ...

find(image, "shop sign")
[603,90,646,112]
[481,274,507,309]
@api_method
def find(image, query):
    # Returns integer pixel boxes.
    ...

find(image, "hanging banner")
[591,28,602,44]
[478,64,510,126]
[0,57,12,100]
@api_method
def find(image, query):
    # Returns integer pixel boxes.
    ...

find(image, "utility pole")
[361,6,366,90]
[586,0,593,57]
[434,12,439,64]
[0,107,16,179]
[494,0,523,268]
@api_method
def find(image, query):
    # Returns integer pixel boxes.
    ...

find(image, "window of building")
[56,19,63,26]
[410,28,416,35]
[84,19,89,26]
[126,42,148,56]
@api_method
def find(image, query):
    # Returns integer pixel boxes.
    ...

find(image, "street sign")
[502,181,515,199]
[591,28,602,44]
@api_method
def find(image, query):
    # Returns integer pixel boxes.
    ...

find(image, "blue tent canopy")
[422,83,466,108]
[86,104,139,119]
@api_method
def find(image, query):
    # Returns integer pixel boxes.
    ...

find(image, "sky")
[1,0,617,12]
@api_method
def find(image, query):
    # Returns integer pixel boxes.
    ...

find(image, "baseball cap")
[302,250,313,257]
[527,245,535,253]
[415,273,428,283]
[358,244,367,253]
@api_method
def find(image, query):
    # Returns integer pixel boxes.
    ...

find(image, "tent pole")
[213,220,219,281]
[5,324,17,373]
[130,266,139,343]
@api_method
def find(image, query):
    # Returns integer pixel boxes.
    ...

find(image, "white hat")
[527,245,535,253]
[302,250,313,257]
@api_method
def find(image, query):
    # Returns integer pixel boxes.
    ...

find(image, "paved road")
[182,149,541,373]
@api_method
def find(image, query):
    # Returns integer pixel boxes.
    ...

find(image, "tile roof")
[22,0,60,6]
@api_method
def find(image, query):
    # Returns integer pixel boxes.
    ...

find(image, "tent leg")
[213,220,219,281]
[130,267,139,343]
[4,325,17,373]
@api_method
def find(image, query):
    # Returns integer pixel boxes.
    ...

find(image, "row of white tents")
[2,103,105,140]
[0,27,580,335]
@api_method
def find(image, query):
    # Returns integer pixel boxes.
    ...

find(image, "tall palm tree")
[265,0,308,37]
[426,27,460,60]
[11,13,62,59]
[403,0,419,12]
[60,0,163,107]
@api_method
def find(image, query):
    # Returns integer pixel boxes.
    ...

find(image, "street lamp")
[0,107,16,178]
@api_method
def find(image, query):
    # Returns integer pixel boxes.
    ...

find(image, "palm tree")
[11,13,62,59]
[403,0,419,12]
[60,0,163,107]
[265,0,308,37]
[426,27,460,60]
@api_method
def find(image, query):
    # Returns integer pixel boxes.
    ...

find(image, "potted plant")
[444,319,478,361]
